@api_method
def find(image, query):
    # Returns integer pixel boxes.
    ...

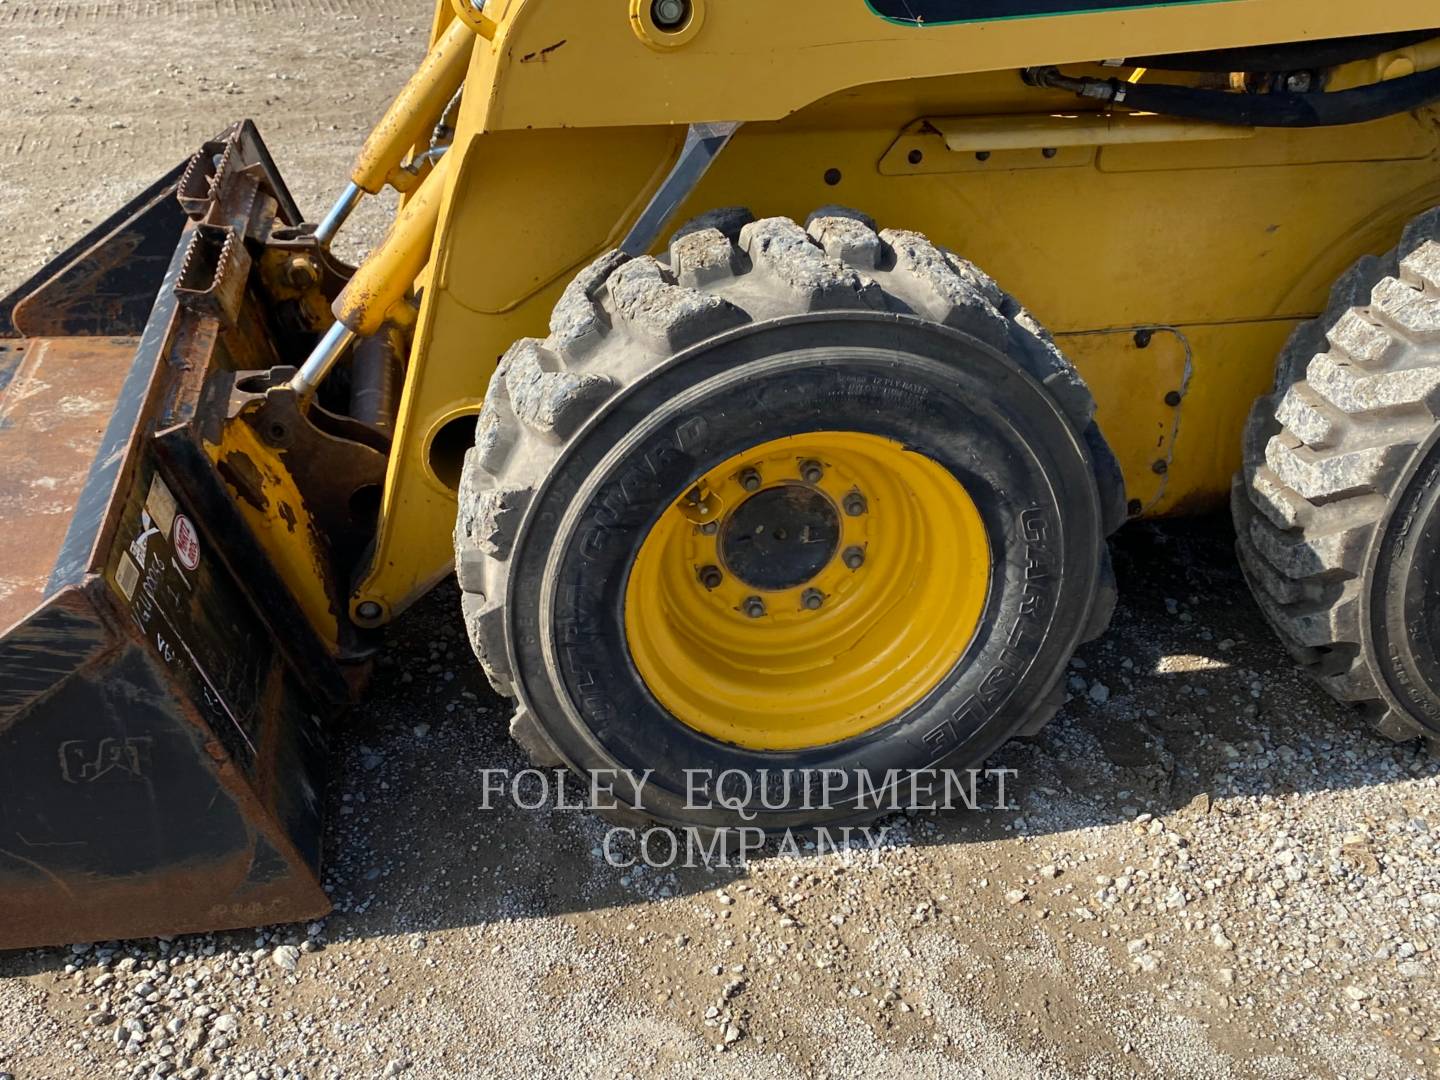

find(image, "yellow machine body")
[223,0,1440,641]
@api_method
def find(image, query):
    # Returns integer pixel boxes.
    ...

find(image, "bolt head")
[356,601,383,621]
[699,565,723,589]
[843,493,867,517]
[651,0,688,28]
[800,459,824,484]
[802,588,824,611]
[743,596,766,619]
[843,546,865,570]
[739,468,762,492]
[700,521,719,535]
[286,254,320,290]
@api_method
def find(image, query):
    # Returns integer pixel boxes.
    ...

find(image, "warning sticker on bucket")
[114,552,141,602]
[173,515,200,571]
[145,472,177,536]
[106,464,271,774]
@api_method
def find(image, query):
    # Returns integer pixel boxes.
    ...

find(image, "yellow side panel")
[1059,329,1192,514]
[1145,322,1299,515]
[483,0,1440,129]
[356,107,1440,616]
[353,125,681,619]
[655,112,1440,513]
[1061,322,1299,515]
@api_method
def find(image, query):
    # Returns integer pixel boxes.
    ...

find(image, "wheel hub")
[624,431,992,751]
[720,483,840,591]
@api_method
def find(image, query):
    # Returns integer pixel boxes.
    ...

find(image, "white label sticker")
[173,514,201,571]
[144,473,177,537]
[114,552,141,601]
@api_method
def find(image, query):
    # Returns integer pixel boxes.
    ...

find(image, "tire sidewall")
[507,314,1104,829]
[1366,428,1440,735]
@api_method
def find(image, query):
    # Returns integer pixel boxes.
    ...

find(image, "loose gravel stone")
[270,946,300,973]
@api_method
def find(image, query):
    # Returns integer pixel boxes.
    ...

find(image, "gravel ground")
[1,523,1437,1079]
[2,5,1440,1078]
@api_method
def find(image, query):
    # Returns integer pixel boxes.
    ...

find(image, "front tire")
[455,208,1123,829]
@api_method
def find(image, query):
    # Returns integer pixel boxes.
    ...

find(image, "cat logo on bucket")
[173,514,201,571]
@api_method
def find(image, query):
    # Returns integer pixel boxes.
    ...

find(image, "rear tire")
[1235,207,1440,745]
[455,207,1124,828]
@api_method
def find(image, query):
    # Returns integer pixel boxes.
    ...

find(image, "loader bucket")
[0,122,349,949]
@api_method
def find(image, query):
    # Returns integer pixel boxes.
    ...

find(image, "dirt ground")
[2,5,1440,1079]
[0,0,412,274]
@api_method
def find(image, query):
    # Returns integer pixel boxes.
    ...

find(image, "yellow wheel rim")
[624,432,991,751]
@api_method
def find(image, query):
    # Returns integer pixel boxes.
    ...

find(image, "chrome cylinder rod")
[314,182,364,246]
[290,321,357,400]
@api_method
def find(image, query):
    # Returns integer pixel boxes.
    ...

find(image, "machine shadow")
[3,515,1432,973]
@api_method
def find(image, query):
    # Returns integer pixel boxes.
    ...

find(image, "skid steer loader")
[4,0,1440,949]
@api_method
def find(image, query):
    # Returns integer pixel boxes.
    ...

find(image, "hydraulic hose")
[1026,65,1440,128]
[1130,30,1437,74]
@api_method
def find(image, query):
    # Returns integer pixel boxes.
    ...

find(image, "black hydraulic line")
[1026,65,1440,128]
[1130,30,1438,74]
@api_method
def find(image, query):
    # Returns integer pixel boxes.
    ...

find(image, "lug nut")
[842,546,865,570]
[843,492,868,517]
[698,565,723,589]
[800,459,824,484]
[801,588,825,611]
[739,468,762,492]
[742,596,766,619]
[700,521,719,535]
